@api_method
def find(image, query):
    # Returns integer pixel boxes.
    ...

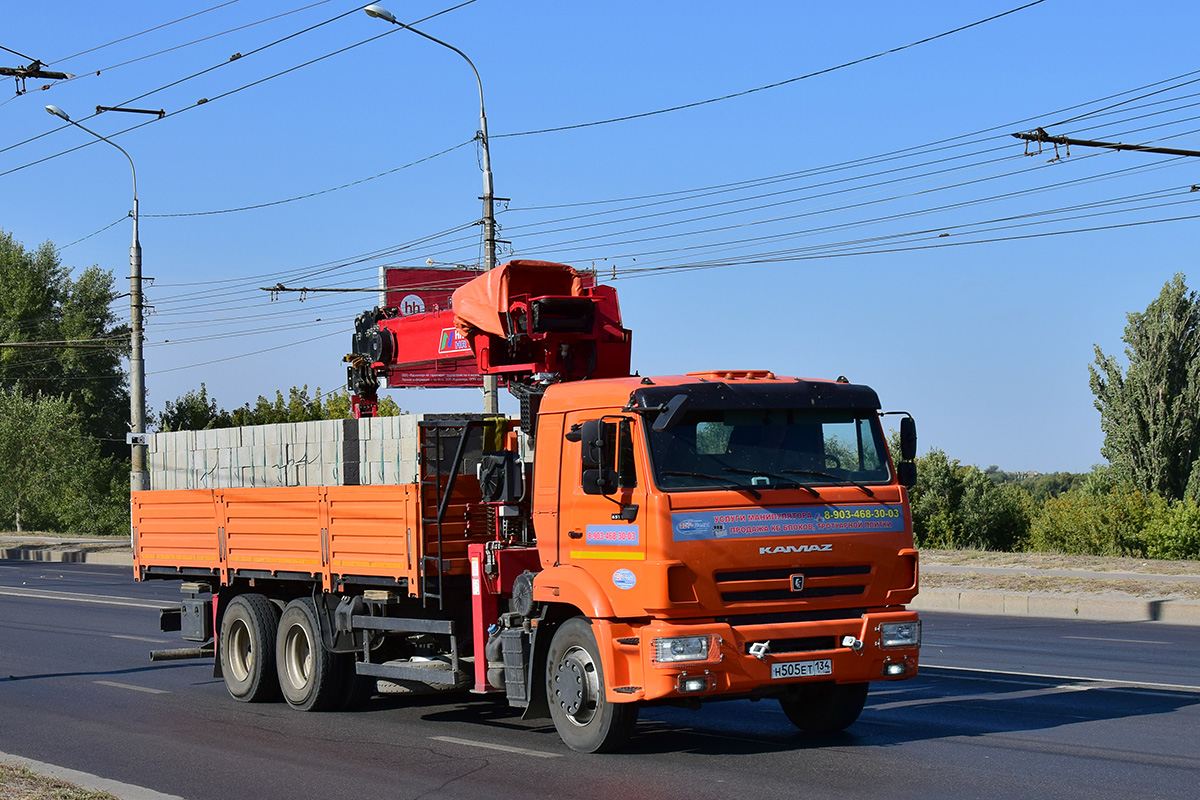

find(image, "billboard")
[383,266,484,318]
[380,268,485,388]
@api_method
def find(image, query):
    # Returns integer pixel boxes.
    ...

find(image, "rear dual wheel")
[220,594,280,703]
[276,598,341,711]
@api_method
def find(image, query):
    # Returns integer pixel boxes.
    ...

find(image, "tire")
[779,682,869,734]
[276,598,339,711]
[219,594,281,703]
[545,617,638,753]
[333,654,375,710]
[374,656,471,696]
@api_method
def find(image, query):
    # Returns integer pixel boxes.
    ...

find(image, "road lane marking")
[1063,635,1171,645]
[111,634,171,643]
[429,736,560,758]
[94,681,170,695]
[0,751,185,800]
[0,586,171,610]
[920,663,1200,693]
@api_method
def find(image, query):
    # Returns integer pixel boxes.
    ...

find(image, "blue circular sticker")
[612,568,637,590]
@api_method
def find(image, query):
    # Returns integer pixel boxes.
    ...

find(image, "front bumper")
[599,609,920,703]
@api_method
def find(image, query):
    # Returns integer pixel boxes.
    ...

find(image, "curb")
[0,750,185,800]
[911,587,1200,626]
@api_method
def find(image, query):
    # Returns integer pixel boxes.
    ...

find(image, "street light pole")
[45,104,149,492]
[364,5,500,413]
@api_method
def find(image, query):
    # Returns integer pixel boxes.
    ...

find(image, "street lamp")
[364,4,501,413]
[45,104,149,492]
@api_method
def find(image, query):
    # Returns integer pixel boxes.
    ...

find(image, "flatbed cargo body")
[136,484,434,591]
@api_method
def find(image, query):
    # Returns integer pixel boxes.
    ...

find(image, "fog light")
[879,620,921,648]
[883,662,909,677]
[677,673,710,693]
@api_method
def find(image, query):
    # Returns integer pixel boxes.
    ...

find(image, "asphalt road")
[1,561,1197,800]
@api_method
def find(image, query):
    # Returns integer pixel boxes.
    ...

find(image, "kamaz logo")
[759,544,833,554]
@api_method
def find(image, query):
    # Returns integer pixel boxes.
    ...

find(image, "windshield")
[646,407,891,492]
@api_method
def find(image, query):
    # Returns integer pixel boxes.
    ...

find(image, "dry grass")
[921,570,1200,600]
[0,765,120,800]
[922,548,1200,575]
[920,549,1200,599]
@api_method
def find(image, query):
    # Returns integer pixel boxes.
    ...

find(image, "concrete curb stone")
[911,587,1200,626]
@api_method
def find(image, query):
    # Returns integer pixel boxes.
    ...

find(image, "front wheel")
[779,681,869,734]
[546,617,638,753]
[276,598,339,711]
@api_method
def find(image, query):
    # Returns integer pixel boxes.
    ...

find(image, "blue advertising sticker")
[671,504,905,542]
[586,525,640,546]
[612,569,637,590]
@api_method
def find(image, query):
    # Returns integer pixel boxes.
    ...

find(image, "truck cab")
[524,370,921,751]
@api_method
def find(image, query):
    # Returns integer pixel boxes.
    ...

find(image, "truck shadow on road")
[376,669,1200,756]
[637,670,1200,755]
[0,662,198,683]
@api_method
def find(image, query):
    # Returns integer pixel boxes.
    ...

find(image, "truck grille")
[714,564,871,604]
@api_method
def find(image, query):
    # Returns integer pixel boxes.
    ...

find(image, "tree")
[0,390,125,534]
[1090,274,1200,502]
[908,448,1031,550]
[0,230,128,456]
[317,388,402,420]
[157,383,232,431]
[155,385,402,430]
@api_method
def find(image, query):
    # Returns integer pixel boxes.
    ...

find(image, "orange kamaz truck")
[133,260,921,752]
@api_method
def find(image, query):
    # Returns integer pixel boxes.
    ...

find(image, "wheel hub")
[554,656,586,716]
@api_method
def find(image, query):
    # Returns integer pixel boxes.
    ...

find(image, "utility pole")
[46,104,160,492]
[1014,128,1200,159]
[365,5,503,413]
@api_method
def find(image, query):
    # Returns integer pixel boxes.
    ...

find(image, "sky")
[3,0,1199,474]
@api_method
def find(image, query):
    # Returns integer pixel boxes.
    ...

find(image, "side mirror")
[580,419,609,468]
[652,393,690,432]
[583,467,618,495]
[580,419,617,495]
[900,416,917,462]
[897,461,917,488]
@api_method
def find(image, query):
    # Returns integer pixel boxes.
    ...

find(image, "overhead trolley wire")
[56,2,338,81]
[502,96,1200,246]
[141,139,476,218]
[505,107,1200,260]
[0,0,480,170]
[146,328,346,375]
[494,1,1050,139]
[52,0,246,64]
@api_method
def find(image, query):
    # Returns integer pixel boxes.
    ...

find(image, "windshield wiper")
[781,469,876,497]
[722,467,819,497]
[661,470,762,500]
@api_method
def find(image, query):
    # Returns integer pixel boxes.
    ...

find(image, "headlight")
[651,635,721,665]
[879,620,921,648]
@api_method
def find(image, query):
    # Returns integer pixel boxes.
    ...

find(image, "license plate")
[770,658,833,680]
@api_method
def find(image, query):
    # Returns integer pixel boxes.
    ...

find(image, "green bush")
[910,449,1031,551]
[1028,487,1162,557]
[1141,498,1200,559]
